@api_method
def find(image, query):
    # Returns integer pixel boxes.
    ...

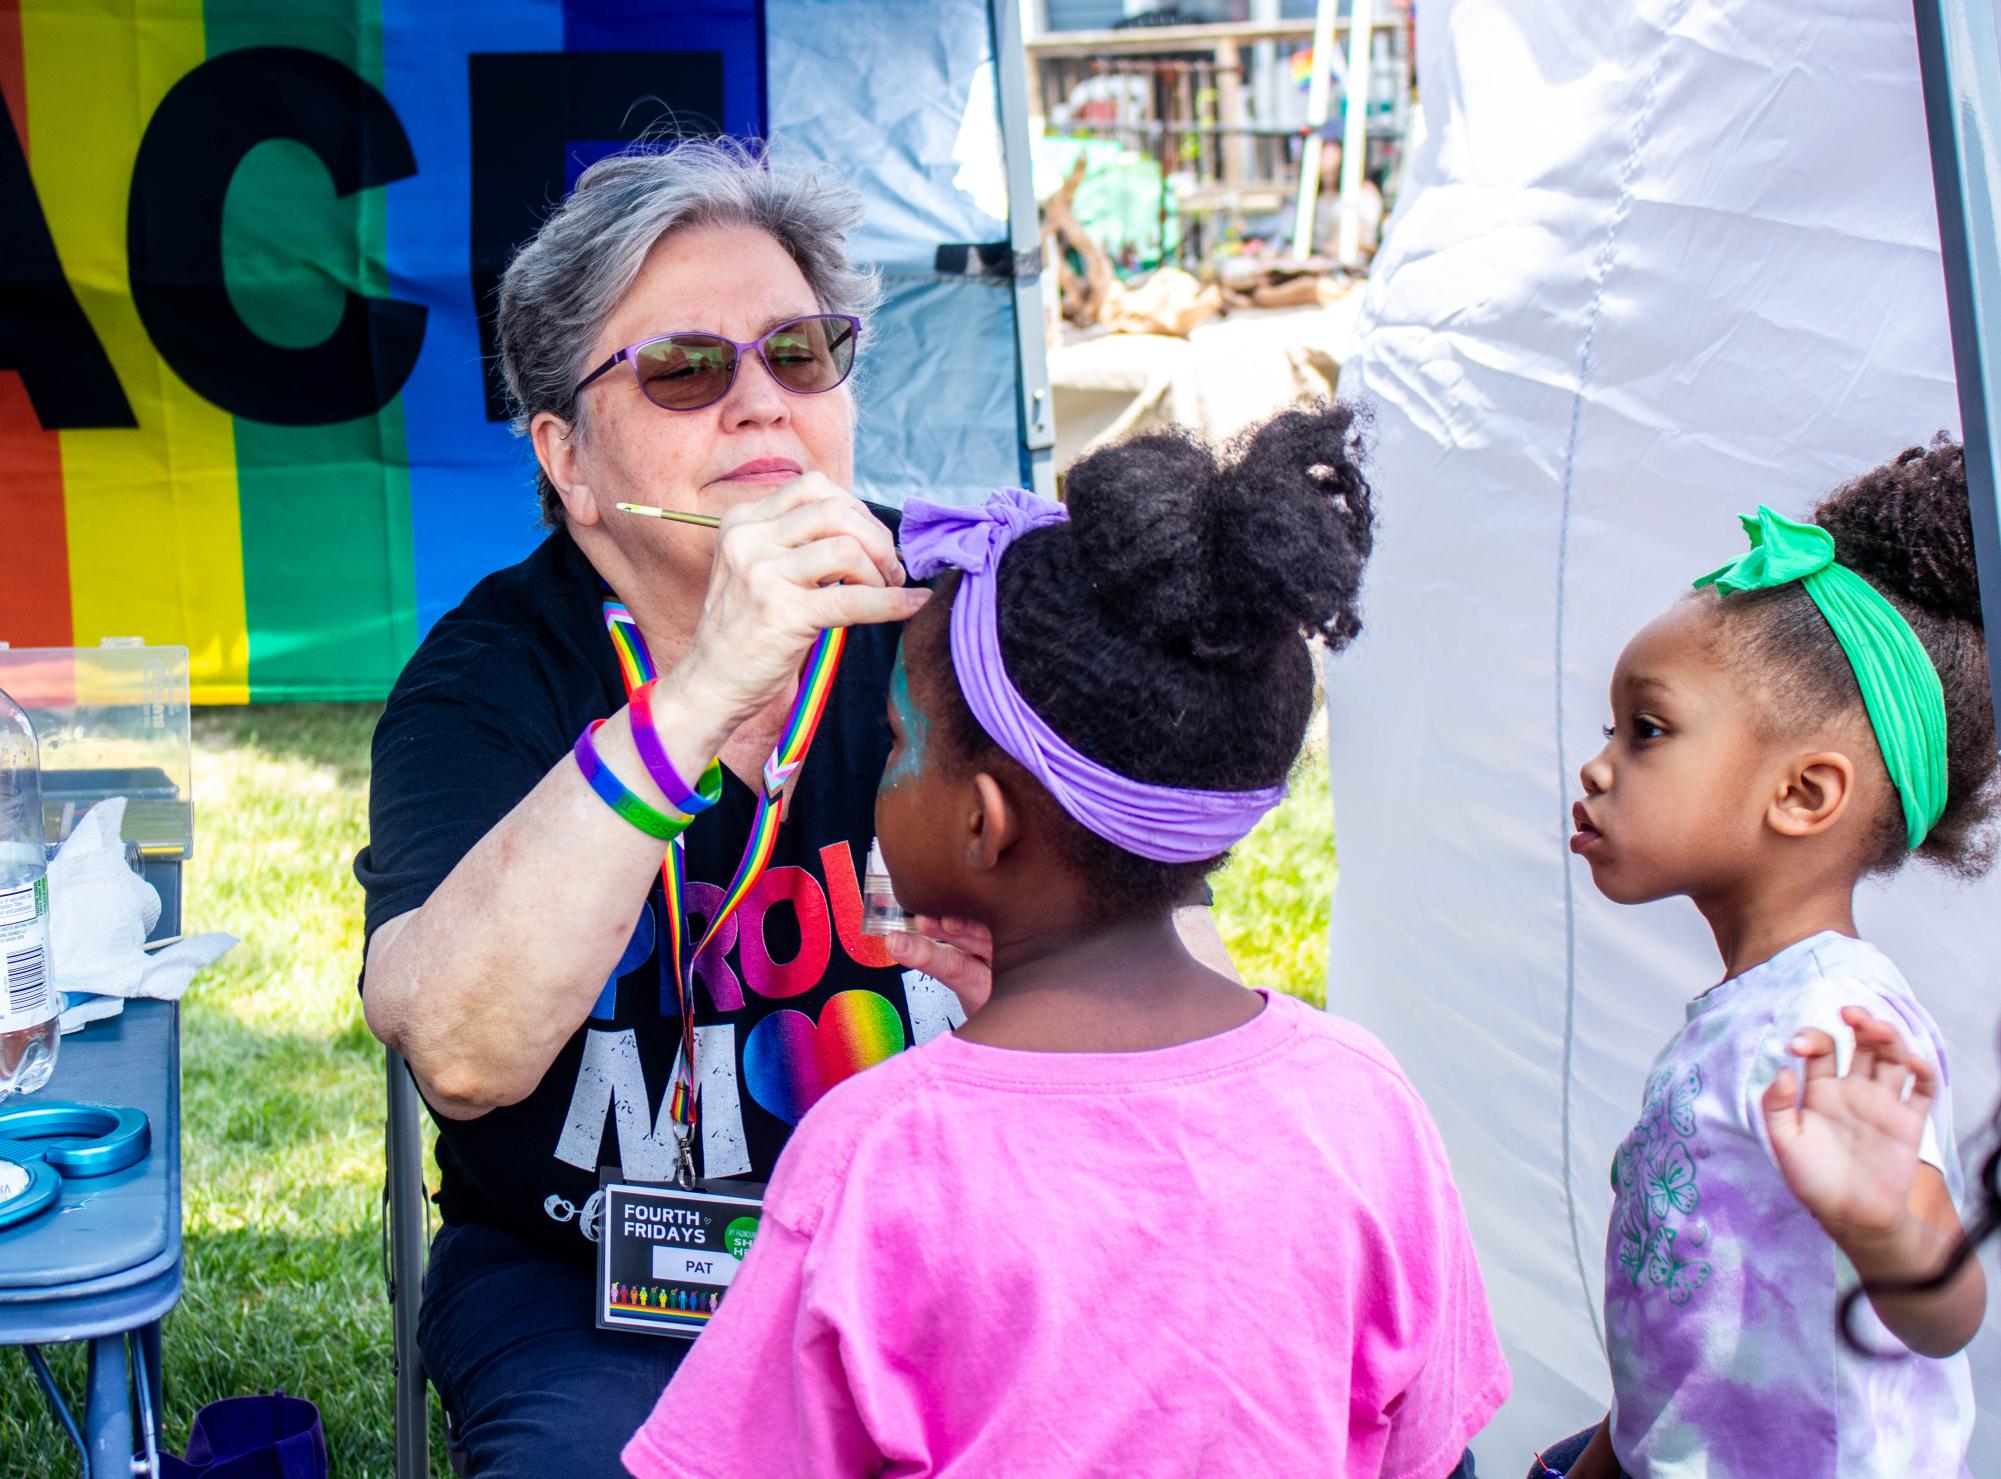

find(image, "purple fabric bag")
[159,1392,327,1479]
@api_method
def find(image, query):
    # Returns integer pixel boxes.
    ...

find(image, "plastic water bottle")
[0,685,58,1098]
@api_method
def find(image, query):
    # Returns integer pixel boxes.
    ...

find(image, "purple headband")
[898,488,1287,864]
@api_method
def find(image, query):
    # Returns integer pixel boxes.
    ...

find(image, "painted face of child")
[1572,599,1778,905]
[872,634,965,919]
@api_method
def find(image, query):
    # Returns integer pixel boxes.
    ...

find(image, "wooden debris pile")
[1041,157,1361,338]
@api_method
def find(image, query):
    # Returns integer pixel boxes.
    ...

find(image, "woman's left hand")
[886,915,993,1015]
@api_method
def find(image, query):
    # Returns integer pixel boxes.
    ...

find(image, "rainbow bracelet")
[574,720,697,842]
[629,679,724,815]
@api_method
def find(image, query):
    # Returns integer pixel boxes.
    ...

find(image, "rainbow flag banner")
[0,0,1029,702]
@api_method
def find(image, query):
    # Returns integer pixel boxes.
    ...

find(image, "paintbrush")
[618,500,909,556]
[618,501,912,563]
[616,502,722,528]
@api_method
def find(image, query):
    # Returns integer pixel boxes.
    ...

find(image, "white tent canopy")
[1331,0,2001,1468]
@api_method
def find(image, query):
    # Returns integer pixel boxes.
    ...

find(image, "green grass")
[1214,739,1336,1007]
[0,702,1334,1476]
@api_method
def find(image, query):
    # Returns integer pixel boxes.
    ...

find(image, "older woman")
[355,140,1227,1475]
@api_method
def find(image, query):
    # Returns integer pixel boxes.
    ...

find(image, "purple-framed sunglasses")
[573,313,861,412]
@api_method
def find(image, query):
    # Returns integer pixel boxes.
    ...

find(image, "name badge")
[596,1173,766,1339]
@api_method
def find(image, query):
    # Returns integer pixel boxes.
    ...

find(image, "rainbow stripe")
[662,839,690,1048]
[716,627,845,937]
[603,598,699,1123]
[604,600,649,691]
[609,1299,713,1324]
[767,627,846,791]
[0,2,762,702]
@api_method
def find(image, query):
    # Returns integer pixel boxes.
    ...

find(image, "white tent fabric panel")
[1331,0,2001,1469]
[852,279,1023,506]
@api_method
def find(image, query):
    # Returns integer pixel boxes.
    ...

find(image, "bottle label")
[0,879,52,1030]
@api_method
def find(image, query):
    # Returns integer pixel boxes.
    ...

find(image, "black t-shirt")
[354,515,951,1260]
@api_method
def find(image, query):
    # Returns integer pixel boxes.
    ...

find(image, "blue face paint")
[883,646,931,790]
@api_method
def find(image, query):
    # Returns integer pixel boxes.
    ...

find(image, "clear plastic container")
[0,641,192,1029]
[0,644,192,861]
[0,685,59,1098]
[861,839,916,937]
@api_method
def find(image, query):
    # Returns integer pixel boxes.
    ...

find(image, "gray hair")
[497,137,881,525]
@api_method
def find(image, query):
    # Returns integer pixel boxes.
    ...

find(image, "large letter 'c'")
[128,46,425,426]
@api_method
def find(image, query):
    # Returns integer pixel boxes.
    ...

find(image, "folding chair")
[384,1048,431,1479]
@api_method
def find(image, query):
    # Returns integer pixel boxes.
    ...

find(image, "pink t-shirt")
[624,991,1507,1479]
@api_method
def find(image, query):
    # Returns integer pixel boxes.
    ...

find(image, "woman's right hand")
[668,473,929,727]
[887,915,994,1016]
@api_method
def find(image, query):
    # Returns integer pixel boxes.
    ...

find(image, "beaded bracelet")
[629,679,725,815]
[574,720,697,842]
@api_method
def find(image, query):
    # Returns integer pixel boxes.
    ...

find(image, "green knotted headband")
[1695,505,1949,849]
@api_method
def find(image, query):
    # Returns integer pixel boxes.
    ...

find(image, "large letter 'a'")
[128,47,426,426]
[0,107,133,427]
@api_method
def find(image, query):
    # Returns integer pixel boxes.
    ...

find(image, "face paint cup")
[861,839,917,936]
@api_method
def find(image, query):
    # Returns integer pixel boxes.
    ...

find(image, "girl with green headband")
[1542,439,1996,1479]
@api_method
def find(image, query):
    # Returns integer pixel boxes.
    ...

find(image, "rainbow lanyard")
[602,594,847,1150]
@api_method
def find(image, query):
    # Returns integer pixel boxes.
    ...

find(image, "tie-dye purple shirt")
[1603,932,1973,1477]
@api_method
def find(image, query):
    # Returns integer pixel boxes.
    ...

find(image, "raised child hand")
[1760,1005,1934,1244]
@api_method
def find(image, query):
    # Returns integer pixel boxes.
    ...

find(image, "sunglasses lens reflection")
[634,335,736,411]
[630,317,857,411]
[762,316,856,395]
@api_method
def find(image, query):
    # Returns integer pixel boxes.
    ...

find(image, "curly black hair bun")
[1817,434,1996,875]
[916,400,1378,920]
[1815,436,1982,626]
[1062,401,1377,665]
[1725,434,1997,877]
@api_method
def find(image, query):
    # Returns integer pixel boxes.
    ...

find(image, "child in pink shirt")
[625,406,1508,1478]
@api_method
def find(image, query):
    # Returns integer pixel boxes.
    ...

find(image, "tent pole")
[995,0,1057,497]
[1913,0,2001,745]
[1290,0,1340,260]
[1336,0,1377,268]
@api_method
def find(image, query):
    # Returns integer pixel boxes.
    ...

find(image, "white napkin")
[45,798,235,1033]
